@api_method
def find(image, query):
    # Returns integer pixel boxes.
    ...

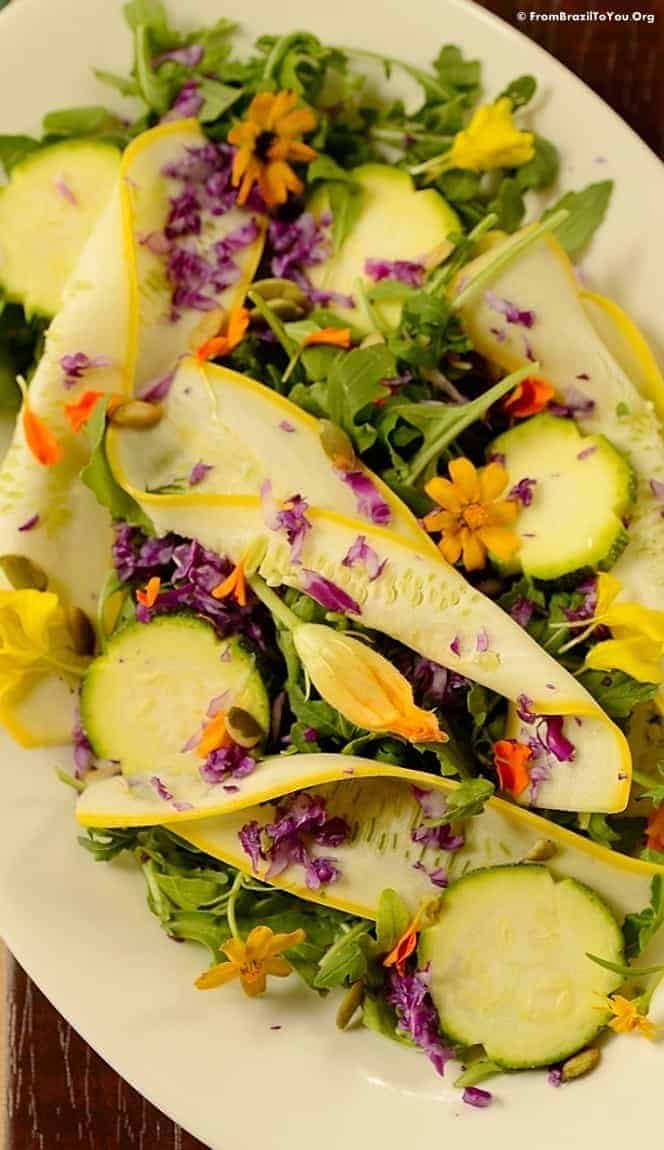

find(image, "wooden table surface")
[2,1,663,1146]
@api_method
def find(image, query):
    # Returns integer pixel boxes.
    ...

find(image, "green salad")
[0,0,663,1109]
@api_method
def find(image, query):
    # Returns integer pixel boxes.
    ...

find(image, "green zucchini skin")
[0,140,121,317]
[489,414,636,581]
[419,864,624,1069]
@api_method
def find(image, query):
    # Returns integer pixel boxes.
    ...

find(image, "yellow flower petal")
[195,961,240,990]
[461,527,486,571]
[263,928,306,959]
[263,956,294,978]
[585,636,663,684]
[604,603,664,644]
[448,457,480,501]
[477,525,521,561]
[424,476,463,514]
[439,532,462,565]
[595,572,622,616]
[445,98,535,173]
[240,970,267,997]
[478,460,509,502]
[486,498,519,526]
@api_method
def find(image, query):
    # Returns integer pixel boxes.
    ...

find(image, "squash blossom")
[583,573,664,684]
[420,98,534,178]
[195,925,305,997]
[292,623,446,743]
[0,589,90,736]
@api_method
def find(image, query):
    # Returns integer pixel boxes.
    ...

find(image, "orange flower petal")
[503,376,555,418]
[211,561,247,606]
[646,806,664,852]
[493,739,532,796]
[302,327,352,348]
[448,457,480,502]
[283,140,318,164]
[265,90,299,129]
[196,308,249,362]
[383,926,418,976]
[197,712,229,758]
[136,575,161,608]
[276,108,318,138]
[22,404,62,466]
[64,389,105,433]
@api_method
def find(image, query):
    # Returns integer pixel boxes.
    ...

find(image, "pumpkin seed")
[250,297,306,323]
[359,331,386,349]
[522,839,557,863]
[0,554,48,590]
[561,1047,600,1082]
[251,278,309,306]
[320,420,355,470]
[336,981,365,1029]
[109,400,163,429]
[68,606,96,655]
[226,706,264,748]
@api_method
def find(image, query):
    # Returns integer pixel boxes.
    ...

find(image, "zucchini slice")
[80,615,268,795]
[0,141,121,317]
[308,164,458,329]
[489,413,635,579]
[419,865,624,1068]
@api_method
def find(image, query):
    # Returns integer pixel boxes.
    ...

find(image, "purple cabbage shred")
[342,534,387,581]
[385,965,454,1077]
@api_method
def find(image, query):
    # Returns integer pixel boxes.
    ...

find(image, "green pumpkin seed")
[336,981,365,1029]
[226,706,264,748]
[68,607,96,655]
[251,278,309,306]
[109,400,163,429]
[561,1047,600,1082]
[523,839,557,862]
[250,297,306,323]
[0,554,48,590]
[359,331,385,349]
[320,420,355,470]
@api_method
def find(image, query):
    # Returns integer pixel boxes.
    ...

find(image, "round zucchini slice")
[419,864,624,1068]
[80,614,269,780]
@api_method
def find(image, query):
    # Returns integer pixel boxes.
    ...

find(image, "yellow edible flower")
[584,573,664,684]
[195,925,305,998]
[596,994,657,1040]
[417,98,534,178]
[423,457,520,572]
[292,623,446,743]
[0,589,90,734]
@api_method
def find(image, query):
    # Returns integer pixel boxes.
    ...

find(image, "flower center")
[463,503,489,530]
[242,960,264,981]
[255,131,276,162]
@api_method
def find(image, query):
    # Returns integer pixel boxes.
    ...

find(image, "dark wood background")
[2,1,663,1147]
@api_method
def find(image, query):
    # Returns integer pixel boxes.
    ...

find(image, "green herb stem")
[451,208,569,311]
[248,292,298,356]
[226,869,246,940]
[248,574,299,630]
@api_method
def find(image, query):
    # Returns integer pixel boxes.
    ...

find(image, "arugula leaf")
[80,397,154,529]
[94,69,140,99]
[454,1059,502,1087]
[373,889,411,955]
[498,74,537,110]
[585,813,620,848]
[433,44,481,100]
[313,921,371,988]
[443,777,495,822]
[579,669,657,720]
[78,827,140,861]
[623,876,664,959]
[489,176,525,232]
[586,952,664,979]
[308,155,355,182]
[196,78,242,122]
[326,345,395,451]
[544,181,613,256]
[636,762,664,807]
[154,871,229,910]
[362,993,401,1041]
[42,105,127,141]
[516,135,559,191]
[0,134,40,173]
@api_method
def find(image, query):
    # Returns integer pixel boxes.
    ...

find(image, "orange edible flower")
[493,739,532,796]
[302,327,352,349]
[136,576,161,609]
[211,561,247,607]
[383,902,440,977]
[197,712,230,759]
[596,994,657,1040]
[423,457,520,571]
[502,375,555,419]
[646,806,664,853]
[22,402,62,466]
[196,925,306,997]
[196,307,250,362]
[64,389,105,432]
[228,91,317,209]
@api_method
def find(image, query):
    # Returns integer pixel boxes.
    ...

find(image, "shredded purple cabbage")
[189,460,214,487]
[395,651,469,708]
[278,419,296,433]
[411,785,448,821]
[539,715,576,762]
[510,597,535,628]
[413,860,449,888]
[509,477,537,507]
[462,1087,492,1109]
[385,965,454,1077]
[267,211,331,286]
[300,569,362,616]
[54,174,77,205]
[200,741,256,784]
[563,575,598,622]
[112,525,267,646]
[549,385,595,419]
[72,706,94,778]
[342,535,387,581]
[162,79,204,122]
[18,513,39,532]
[60,352,112,388]
[412,822,465,852]
[650,478,664,501]
[548,1066,563,1088]
[138,367,178,402]
[365,258,425,288]
[337,469,391,526]
[577,444,598,461]
[238,792,349,889]
[516,693,536,723]
[476,627,490,653]
[153,44,204,68]
[484,290,535,328]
